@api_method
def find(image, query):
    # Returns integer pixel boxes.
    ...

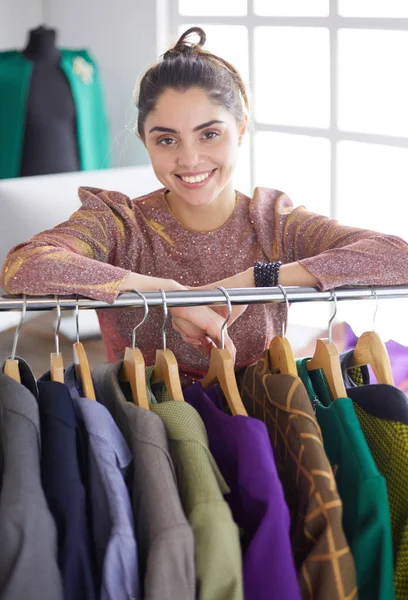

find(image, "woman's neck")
[23,27,61,63]
[165,184,238,232]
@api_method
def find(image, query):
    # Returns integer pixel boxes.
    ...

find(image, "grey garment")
[64,363,140,600]
[0,373,63,600]
[92,361,195,600]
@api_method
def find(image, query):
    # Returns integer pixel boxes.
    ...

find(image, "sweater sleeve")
[251,187,408,291]
[0,187,139,303]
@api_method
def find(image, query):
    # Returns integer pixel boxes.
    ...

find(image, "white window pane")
[179,24,249,86]
[254,0,328,17]
[339,0,408,18]
[254,132,331,214]
[178,0,247,16]
[338,29,408,137]
[254,27,330,128]
[337,141,408,240]
[235,135,251,197]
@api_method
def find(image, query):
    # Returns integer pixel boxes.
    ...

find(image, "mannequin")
[20,25,80,176]
[0,27,111,179]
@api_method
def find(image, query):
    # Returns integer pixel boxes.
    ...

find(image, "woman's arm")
[0,188,139,303]
[253,190,408,290]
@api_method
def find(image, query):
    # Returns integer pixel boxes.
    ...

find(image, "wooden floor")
[0,312,107,378]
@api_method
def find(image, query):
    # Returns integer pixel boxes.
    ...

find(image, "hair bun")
[163,27,206,60]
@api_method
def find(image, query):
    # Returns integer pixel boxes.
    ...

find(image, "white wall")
[0,0,157,169]
[0,0,43,50]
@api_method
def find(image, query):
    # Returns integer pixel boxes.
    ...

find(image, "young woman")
[2,27,408,386]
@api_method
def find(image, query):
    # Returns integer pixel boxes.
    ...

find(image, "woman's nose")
[176,143,200,169]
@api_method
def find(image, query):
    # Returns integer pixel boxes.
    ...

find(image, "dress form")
[20,26,80,176]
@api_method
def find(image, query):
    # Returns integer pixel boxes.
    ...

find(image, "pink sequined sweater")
[2,186,408,384]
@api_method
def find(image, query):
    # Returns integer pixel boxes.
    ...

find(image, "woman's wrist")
[249,263,318,287]
[118,272,186,293]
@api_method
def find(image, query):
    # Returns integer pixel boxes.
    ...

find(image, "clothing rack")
[0,285,408,311]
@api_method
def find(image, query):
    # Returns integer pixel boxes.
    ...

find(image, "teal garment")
[297,358,395,600]
[0,49,111,179]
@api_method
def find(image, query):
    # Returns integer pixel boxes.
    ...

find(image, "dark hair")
[135,26,250,140]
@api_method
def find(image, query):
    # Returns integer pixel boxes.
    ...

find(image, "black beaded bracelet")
[254,261,282,287]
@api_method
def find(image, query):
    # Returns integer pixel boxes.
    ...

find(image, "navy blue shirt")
[37,373,97,600]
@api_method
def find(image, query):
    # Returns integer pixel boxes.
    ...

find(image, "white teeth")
[180,171,211,184]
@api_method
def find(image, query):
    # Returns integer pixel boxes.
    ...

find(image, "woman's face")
[143,87,247,209]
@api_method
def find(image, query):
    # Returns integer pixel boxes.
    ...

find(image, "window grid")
[166,0,408,218]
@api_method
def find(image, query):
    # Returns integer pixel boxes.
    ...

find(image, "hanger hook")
[11,294,27,360]
[328,289,338,343]
[277,284,289,338]
[131,289,149,349]
[159,289,168,352]
[75,297,80,345]
[54,295,61,356]
[217,286,231,350]
[371,287,378,331]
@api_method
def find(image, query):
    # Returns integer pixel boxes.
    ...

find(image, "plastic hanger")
[120,290,150,409]
[73,298,96,400]
[50,296,64,383]
[151,289,184,401]
[201,286,247,416]
[306,290,347,400]
[349,289,394,385]
[268,284,297,376]
[3,294,27,382]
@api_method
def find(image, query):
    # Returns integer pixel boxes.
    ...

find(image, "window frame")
[161,0,408,218]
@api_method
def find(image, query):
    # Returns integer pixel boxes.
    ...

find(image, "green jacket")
[297,357,395,600]
[0,49,111,179]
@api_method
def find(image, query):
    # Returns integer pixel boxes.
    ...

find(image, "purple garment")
[64,364,140,600]
[183,381,301,600]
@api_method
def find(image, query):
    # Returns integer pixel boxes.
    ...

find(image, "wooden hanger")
[268,285,298,376]
[348,289,394,385]
[150,290,184,401]
[73,300,96,400]
[120,290,150,409]
[4,294,27,383]
[50,297,64,383]
[201,286,247,416]
[269,336,298,376]
[349,330,394,385]
[306,338,347,400]
[306,291,347,400]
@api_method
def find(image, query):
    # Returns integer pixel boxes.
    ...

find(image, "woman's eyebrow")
[148,119,225,134]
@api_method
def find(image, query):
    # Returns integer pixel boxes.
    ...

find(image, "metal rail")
[0,285,407,311]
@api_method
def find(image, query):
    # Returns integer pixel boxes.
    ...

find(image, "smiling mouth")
[175,169,216,184]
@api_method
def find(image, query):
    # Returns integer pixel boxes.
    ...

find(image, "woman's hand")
[187,268,254,325]
[169,305,236,361]
[119,272,236,360]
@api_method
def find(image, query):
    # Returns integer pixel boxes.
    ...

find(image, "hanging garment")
[149,398,243,600]
[4,188,408,388]
[297,358,395,600]
[341,350,408,425]
[0,49,111,179]
[37,372,97,600]
[64,363,140,600]
[92,360,195,600]
[183,381,301,600]
[0,371,63,600]
[238,351,357,600]
[341,351,408,599]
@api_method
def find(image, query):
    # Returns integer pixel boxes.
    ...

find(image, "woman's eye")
[203,131,219,140]
[158,138,176,146]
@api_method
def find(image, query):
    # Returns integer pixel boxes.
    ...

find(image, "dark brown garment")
[238,351,358,600]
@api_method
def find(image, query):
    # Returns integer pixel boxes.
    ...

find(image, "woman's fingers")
[170,306,237,362]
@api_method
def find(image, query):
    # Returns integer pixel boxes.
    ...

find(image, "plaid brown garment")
[238,351,358,600]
